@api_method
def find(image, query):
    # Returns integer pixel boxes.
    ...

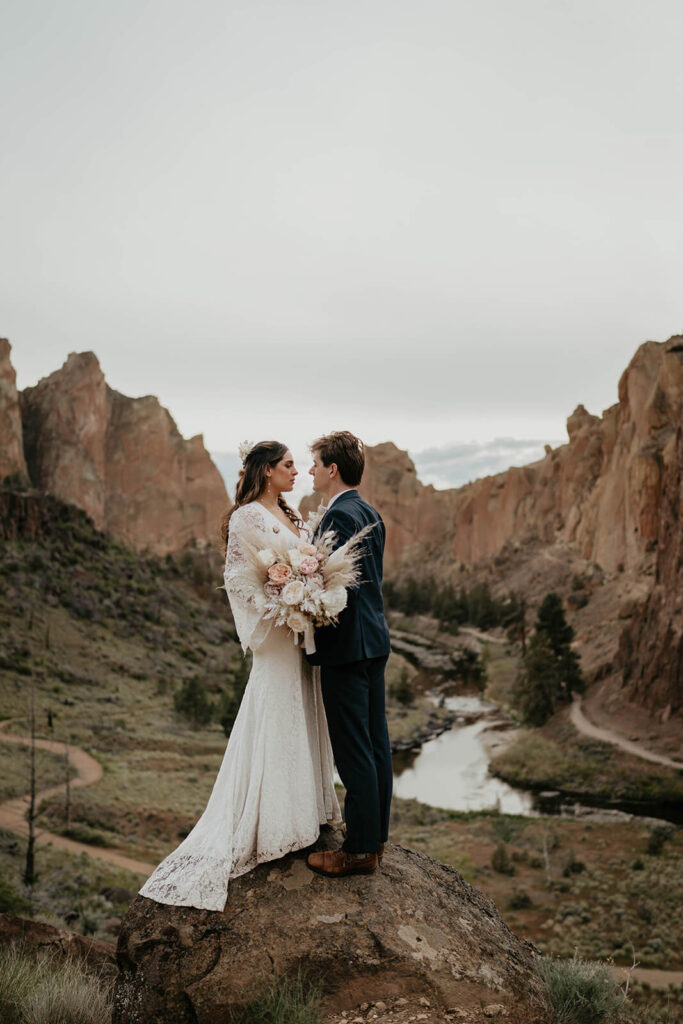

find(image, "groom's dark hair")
[311,431,365,486]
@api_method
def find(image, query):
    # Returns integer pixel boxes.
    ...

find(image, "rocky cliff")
[16,351,228,555]
[349,338,683,579]
[616,422,683,714]
[0,339,28,481]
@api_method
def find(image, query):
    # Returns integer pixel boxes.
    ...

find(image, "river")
[391,691,682,823]
[392,694,536,814]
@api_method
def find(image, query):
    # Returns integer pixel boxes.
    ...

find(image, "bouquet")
[236,513,374,653]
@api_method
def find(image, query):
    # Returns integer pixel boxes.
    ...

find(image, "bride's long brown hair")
[220,440,303,552]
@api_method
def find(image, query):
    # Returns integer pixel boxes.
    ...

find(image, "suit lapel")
[316,489,359,538]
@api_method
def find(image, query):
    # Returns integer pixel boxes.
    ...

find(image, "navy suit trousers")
[320,655,392,854]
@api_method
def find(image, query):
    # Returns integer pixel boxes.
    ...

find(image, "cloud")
[411,437,565,489]
[215,436,567,500]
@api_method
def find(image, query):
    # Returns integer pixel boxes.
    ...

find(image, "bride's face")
[266,450,297,494]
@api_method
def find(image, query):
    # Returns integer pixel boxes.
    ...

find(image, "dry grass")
[0,944,113,1024]
[535,954,623,1023]
[0,743,75,801]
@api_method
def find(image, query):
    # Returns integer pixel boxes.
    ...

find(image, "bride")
[139,440,341,912]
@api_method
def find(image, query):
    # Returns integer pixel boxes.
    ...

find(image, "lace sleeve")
[224,504,272,653]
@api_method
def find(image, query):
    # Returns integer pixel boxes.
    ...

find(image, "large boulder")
[113,834,541,1024]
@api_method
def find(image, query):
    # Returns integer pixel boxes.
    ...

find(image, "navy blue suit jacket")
[307,489,391,667]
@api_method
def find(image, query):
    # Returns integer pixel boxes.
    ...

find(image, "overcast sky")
[2,0,682,491]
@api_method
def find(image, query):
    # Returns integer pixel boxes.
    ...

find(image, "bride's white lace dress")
[138,502,340,912]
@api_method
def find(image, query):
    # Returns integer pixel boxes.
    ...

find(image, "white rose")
[257,547,277,567]
[288,548,306,570]
[321,586,347,617]
[287,610,308,632]
[282,580,305,605]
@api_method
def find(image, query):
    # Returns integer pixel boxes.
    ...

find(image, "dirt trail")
[611,964,683,990]
[0,720,153,875]
[458,626,507,646]
[570,697,683,770]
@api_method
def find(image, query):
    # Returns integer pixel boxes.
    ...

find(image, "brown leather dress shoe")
[307,849,378,877]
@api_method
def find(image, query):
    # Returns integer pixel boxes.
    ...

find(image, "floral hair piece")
[238,440,254,464]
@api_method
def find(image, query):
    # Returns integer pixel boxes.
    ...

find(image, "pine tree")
[511,632,560,726]
[534,593,584,698]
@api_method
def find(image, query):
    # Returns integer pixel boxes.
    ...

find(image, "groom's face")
[309,452,334,497]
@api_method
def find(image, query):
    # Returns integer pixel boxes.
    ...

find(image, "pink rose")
[263,581,281,598]
[300,556,320,576]
[306,574,324,591]
[282,580,305,605]
[268,563,292,586]
[298,542,317,557]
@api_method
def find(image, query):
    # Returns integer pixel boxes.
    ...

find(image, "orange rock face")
[0,339,28,481]
[312,339,683,582]
[616,413,683,713]
[19,351,228,554]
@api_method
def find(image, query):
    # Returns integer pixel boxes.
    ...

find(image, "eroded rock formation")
[616,423,683,714]
[17,351,228,554]
[349,339,683,579]
[113,832,541,1024]
[0,339,28,481]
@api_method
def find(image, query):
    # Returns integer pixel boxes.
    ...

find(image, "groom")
[306,431,392,878]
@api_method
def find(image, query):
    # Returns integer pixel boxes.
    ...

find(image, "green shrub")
[562,849,586,877]
[229,971,321,1024]
[389,667,414,707]
[491,842,515,876]
[61,825,110,847]
[488,814,523,845]
[509,888,533,910]
[173,676,214,728]
[0,876,32,916]
[0,944,113,1024]
[535,954,623,1024]
[646,823,675,856]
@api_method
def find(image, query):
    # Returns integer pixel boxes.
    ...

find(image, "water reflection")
[392,695,535,815]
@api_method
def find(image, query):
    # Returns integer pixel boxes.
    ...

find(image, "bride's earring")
[267,478,272,496]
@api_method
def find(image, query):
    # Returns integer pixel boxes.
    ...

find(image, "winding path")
[570,697,683,771]
[0,720,153,875]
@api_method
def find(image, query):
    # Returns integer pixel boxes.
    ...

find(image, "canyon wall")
[16,351,228,555]
[355,338,683,580]
[0,339,28,481]
[616,423,683,714]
